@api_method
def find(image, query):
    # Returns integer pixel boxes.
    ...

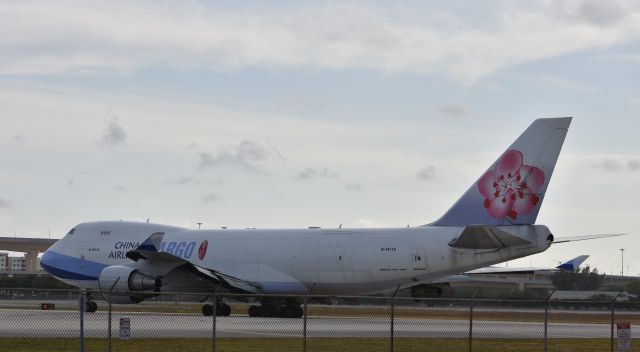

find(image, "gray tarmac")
[1,309,638,339]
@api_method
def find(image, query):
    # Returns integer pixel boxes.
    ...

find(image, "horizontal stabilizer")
[448,225,531,249]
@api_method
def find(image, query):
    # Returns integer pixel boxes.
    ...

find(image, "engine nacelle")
[99,265,161,292]
[411,283,450,298]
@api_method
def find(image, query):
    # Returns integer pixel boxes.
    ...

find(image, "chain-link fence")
[0,287,639,352]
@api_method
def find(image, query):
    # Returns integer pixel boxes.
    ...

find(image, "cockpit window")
[67,228,75,235]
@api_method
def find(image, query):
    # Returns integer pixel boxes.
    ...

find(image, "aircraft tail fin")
[556,255,589,271]
[431,117,572,226]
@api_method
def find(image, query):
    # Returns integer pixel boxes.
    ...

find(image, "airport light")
[620,248,624,276]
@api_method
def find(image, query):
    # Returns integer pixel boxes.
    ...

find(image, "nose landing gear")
[84,291,98,313]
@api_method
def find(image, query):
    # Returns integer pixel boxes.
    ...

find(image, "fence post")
[469,289,480,352]
[610,301,615,352]
[610,291,622,352]
[79,289,85,352]
[107,278,120,352]
[303,283,316,352]
[468,299,473,352]
[108,289,112,352]
[544,290,554,352]
[390,285,400,352]
[303,294,308,352]
[212,294,217,352]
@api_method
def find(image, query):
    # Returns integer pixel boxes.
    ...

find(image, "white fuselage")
[42,221,553,295]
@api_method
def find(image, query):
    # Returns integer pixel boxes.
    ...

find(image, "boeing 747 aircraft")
[41,117,609,317]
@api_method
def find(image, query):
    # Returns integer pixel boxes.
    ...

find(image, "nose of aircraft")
[39,248,58,276]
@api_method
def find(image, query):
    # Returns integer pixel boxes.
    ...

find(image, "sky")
[1,0,639,275]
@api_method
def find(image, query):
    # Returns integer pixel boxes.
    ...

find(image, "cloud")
[198,140,273,173]
[66,179,74,189]
[275,96,328,114]
[12,134,25,142]
[631,97,640,112]
[416,165,436,180]
[166,177,195,185]
[201,193,221,203]
[0,198,11,209]
[552,0,627,26]
[595,158,640,172]
[295,167,340,180]
[2,2,639,83]
[345,181,363,191]
[101,111,127,147]
[113,186,127,192]
[598,159,625,171]
[438,104,469,118]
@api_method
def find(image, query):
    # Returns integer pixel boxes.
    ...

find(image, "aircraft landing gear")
[247,298,303,318]
[202,301,231,316]
[85,291,98,313]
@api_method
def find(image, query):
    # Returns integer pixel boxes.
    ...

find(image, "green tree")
[551,266,604,290]
[624,280,640,295]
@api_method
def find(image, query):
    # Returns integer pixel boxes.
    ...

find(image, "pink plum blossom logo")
[477,150,545,220]
[198,240,208,260]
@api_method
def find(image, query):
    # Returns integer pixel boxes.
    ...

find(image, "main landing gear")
[84,291,98,313]
[202,300,231,316]
[248,297,303,318]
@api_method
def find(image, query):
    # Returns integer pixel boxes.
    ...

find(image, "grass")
[1,337,639,352]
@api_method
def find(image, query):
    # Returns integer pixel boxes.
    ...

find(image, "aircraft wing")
[125,233,261,294]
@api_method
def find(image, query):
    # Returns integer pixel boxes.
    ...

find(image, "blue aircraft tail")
[432,117,572,226]
[556,255,589,271]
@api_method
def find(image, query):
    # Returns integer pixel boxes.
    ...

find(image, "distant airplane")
[412,255,591,296]
[466,254,590,275]
[40,117,620,317]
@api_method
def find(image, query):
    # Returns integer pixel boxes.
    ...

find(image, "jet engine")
[98,265,161,303]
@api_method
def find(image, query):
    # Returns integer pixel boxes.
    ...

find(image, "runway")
[0,309,636,339]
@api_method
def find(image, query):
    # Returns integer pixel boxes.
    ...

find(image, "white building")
[8,256,26,272]
[0,253,7,272]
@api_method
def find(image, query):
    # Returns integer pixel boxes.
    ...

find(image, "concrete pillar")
[25,251,38,273]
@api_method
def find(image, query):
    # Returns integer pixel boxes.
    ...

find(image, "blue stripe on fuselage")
[40,250,108,281]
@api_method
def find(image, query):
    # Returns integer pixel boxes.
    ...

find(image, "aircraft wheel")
[217,303,231,316]
[202,304,213,316]
[292,305,303,318]
[283,305,303,318]
[262,306,277,317]
[248,305,260,317]
[85,301,98,313]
